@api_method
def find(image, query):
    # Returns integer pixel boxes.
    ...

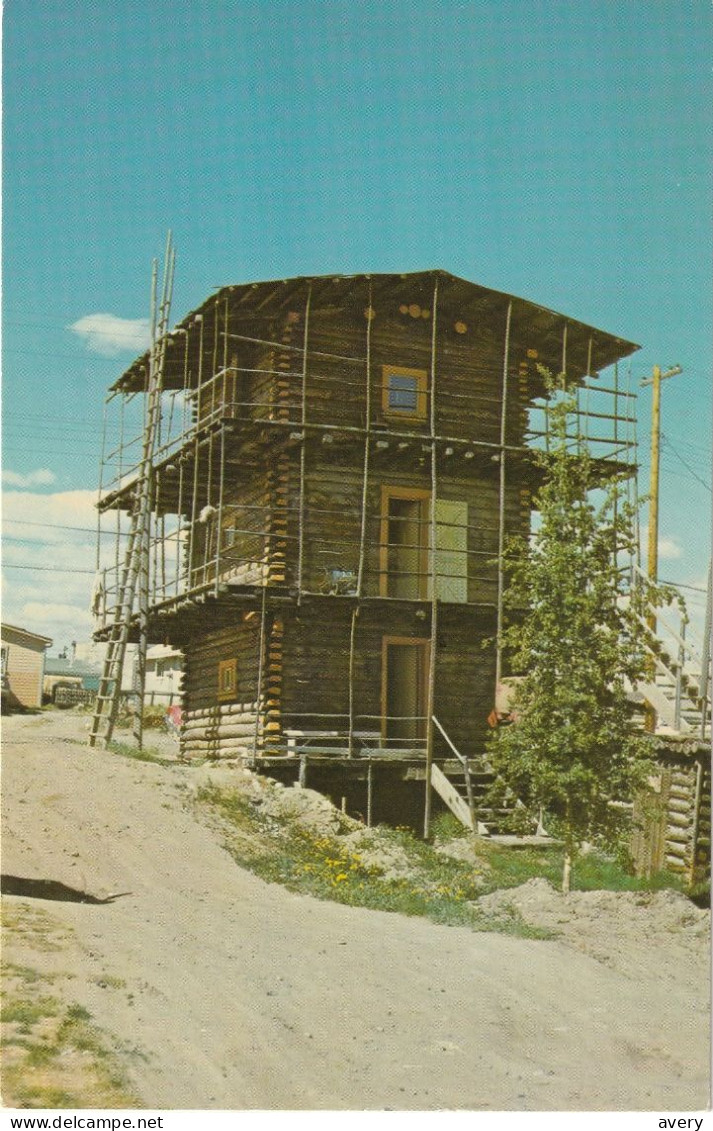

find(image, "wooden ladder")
[89,236,175,749]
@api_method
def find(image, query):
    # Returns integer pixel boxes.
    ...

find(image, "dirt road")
[2,712,709,1110]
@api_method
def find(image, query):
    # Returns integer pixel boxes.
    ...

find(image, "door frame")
[379,486,432,598]
[381,634,431,743]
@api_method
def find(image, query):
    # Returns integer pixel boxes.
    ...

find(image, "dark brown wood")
[100,273,641,831]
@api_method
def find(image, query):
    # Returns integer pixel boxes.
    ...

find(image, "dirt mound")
[259,784,361,836]
[192,762,362,836]
[477,878,710,976]
[193,763,416,877]
[340,828,416,881]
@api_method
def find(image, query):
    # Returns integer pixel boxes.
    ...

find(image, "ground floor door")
[382,636,430,746]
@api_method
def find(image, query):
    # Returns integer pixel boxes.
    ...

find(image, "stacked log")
[181,700,260,760]
[266,454,290,585]
[663,764,696,874]
[262,617,284,749]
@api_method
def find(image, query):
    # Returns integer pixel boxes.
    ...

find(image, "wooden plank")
[430,763,473,830]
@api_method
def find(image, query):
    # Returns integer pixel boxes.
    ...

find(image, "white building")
[68,640,183,704]
[143,645,183,705]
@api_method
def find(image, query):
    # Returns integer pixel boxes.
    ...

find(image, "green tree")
[490,372,672,892]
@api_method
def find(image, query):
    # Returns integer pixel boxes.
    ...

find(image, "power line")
[660,578,709,594]
[4,421,105,435]
[2,563,96,574]
[661,433,712,493]
[3,519,130,537]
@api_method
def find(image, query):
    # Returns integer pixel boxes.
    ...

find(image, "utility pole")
[639,364,682,732]
[640,364,683,587]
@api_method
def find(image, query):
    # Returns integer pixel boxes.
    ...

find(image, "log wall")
[631,744,711,883]
[278,603,496,756]
[166,279,602,770]
[180,616,262,759]
[187,279,536,446]
[295,448,529,604]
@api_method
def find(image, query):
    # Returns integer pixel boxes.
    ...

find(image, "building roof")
[111,269,640,395]
[1,623,53,648]
[44,658,101,678]
[147,644,182,659]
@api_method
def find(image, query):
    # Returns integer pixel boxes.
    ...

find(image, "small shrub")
[142,705,168,730]
[430,812,469,841]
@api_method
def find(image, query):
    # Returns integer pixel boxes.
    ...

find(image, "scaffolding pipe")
[348,284,374,758]
[202,431,215,585]
[494,300,513,689]
[214,424,227,596]
[296,285,313,601]
[424,277,439,840]
[252,581,268,765]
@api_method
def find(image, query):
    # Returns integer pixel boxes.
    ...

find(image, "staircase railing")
[626,563,711,738]
[431,715,478,831]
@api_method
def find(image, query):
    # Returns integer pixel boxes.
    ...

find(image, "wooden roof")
[110,269,640,395]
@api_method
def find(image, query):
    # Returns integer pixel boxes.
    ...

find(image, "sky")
[3,0,711,653]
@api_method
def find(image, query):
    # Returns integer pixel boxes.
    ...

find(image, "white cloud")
[21,602,93,628]
[658,537,683,561]
[68,313,151,357]
[2,488,98,537]
[2,489,99,650]
[640,527,684,562]
[2,468,57,488]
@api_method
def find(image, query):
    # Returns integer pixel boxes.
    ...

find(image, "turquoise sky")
[3,0,711,643]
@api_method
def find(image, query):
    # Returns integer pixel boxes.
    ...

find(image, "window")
[217,658,237,701]
[382,366,427,421]
[1,646,8,677]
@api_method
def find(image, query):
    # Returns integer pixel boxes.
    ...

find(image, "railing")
[432,714,476,828]
[626,563,712,738]
[274,714,429,758]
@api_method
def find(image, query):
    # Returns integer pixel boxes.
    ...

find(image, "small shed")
[1,623,53,709]
[631,736,711,884]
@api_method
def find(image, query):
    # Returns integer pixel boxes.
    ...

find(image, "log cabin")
[95,270,642,830]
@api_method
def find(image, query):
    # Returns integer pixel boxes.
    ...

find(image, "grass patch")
[1,903,69,953]
[197,780,695,939]
[430,811,469,841]
[2,909,140,1108]
[2,992,63,1031]
[90,974,127,990]
[474,840,687,896]
[2,978,139,1107]
[196,785,550,938]
[107,740,169,765]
